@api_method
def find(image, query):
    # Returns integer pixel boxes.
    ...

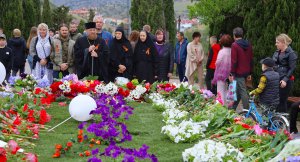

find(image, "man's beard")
[88,33,97,40]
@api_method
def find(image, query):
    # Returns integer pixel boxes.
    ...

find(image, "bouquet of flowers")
[182,139,244,162]
[8,74,37,91]
[161,119,210,143]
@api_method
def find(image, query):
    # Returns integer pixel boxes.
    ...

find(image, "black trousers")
[289,101,300,133]
[277,80,293,112]
[205,68,217,94]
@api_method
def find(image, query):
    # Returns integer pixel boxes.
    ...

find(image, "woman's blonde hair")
[276,34,292,46]
[13,29,21,37]
[37,23,49,31]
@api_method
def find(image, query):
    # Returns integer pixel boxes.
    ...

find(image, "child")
[249,57,279,110]
[0,34,12,82]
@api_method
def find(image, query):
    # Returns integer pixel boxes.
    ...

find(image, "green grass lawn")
[33,102,195,162]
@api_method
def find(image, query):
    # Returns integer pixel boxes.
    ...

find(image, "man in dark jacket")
[0,34,13,81]
[174,32,188,82]
[229,27,253,110]
[7,29,27,76]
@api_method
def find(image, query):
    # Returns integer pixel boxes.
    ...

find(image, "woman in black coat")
[272,34,298,112]
[109,27,134,81]
[154,29,174,82]
[133,30,157,83]
[8,29,27,76]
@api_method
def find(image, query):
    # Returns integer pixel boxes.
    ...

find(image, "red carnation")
[126,82,136,90]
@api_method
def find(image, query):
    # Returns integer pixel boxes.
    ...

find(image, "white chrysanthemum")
[161,119,210,143]
[182,140,244,162]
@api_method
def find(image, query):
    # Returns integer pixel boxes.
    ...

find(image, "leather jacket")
[272,46,298,82]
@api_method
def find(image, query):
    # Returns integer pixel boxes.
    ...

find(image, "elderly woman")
[272,34,298,112]
[212,34,233,105]
[185,32,204,88]
[30,23,54,83]
[133,30,157,83]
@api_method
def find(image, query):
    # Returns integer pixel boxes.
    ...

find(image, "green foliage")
[189,0,300,95]
[52,5,73,30]
[130,0,176,44]
[77,19,86,33]
[88,9,95,22]
[23,0,36,38]
[42,0,53,27]
[33,0,42,23]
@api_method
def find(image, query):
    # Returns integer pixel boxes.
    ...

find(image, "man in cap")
[74,22,109,82]
[249,57,279,110]
[0,34,13,81]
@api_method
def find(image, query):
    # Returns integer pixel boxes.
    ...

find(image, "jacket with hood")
[231,39,254,77]
[7,37,26,68]
[174,38,188,65]
[272,46,297,82]
[206,43,221,69]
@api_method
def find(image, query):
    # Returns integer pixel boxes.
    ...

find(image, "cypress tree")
[2,0,24,38]
[88,9,95,22]
[33,0,42,24]
[163,0,176,45]
[42,0,53,27]
[52,5,72,30]
[23,0,36,38]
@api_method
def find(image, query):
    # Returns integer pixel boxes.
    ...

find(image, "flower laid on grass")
[161,119,210,143]
[182,139,244,162]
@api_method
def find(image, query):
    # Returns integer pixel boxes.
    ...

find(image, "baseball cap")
[0,33,6,39]
[260,57,275,67]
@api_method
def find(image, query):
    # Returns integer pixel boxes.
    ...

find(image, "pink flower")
[25,153,38,162]
[58,102,67,107]
[7,140,20,154]
[253,124,263,135]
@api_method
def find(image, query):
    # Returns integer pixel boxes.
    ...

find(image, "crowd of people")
[0,17,299,134]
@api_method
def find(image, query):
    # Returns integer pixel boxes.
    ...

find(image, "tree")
[130,0,176,44]
[163,0,176,45]
[23,0,36,38]
[33,0,41,24]
[88,9,95,22]
[188,0,300,95]
[52,5,73,30]
[42,0,53,27]
[77,19,86,33]
[1,0,24,38]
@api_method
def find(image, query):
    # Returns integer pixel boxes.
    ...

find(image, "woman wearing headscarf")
[30,23,54,83]
[109,27,134,81]
[133,30,158,83]
[154,29,174,81]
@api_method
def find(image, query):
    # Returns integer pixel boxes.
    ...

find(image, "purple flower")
[92,148,99,155]
[88,157,102,162]
[202,89,214,99]
[61,74,79,83]
[37,78,50,88]
[78,122,87,130]
[8,76,20,85]
[122,154,135,162]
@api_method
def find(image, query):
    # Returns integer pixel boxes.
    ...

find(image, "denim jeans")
[177,63,186,82]
[232,77,249,110]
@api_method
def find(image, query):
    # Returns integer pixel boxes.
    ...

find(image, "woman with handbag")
[30,23,54,83]
[272,34,298,112]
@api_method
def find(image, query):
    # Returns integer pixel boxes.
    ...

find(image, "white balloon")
[69,95,97,121]
[0,62,6,84]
